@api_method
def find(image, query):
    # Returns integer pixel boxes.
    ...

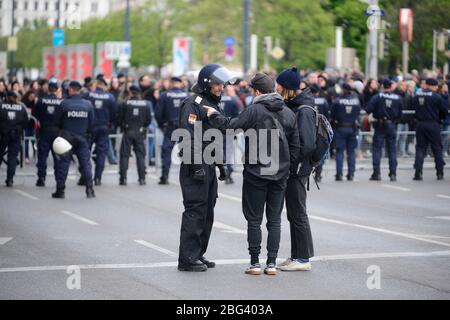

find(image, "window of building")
[44,1,48,11]
[35,1,39,10]
[13,0,17,10]
[0,1,3,9]
[24,1,28,10]
[65,2,69,11]
[55,0,59,11]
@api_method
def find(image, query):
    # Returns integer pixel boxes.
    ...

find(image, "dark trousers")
[0,130,21,181]
[178,163,217,266]
[372,123,397,175]
[90,126,110,180]
[36,130,58,179]
[161,128,176,178]
[414,121,445,175]
[335,127,358,176]
[56,135,93,190]
[242,171,287,263]
[119,131,146,180]
[285,174,314,259]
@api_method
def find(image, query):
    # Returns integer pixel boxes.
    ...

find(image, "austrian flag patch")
[188,114,197,124]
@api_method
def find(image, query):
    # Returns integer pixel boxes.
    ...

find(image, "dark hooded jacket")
[209,92,300,181]
[285,88,317,177]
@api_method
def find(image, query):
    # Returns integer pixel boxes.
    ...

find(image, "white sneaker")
[279,260,311,271]
[276,258,293,269]
[245,263,262,275]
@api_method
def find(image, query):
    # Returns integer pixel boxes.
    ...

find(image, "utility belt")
[336,122,355,128]
[0,127,22,139]
[123,126,146,135]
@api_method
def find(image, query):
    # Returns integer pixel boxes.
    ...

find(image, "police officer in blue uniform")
[365,79,403,182]
[155,77,188,185]
[311,83,330,182]
[330,83,361,181]
[82,78,117,186]
[0,91,29,187]
[413,78,448,180]
[117,85,152,186]
[33,82,63,187]
[177,64,235,272]
[53,81,95,199]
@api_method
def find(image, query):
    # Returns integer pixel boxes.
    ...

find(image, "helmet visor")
[210,67,237,86]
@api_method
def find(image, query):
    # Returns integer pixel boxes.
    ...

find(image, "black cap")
[96,73,105,80]
[97,78,108,86]
[310,83,321,93]
[426,78,438,86]
[249,73,274,94]
[342,83,352,91]
[382,78,392,89]
[69,81,82,89]
[6,90,18,98]
[48,82,59,90]
[129,85,141,93]
[171,76,183,83]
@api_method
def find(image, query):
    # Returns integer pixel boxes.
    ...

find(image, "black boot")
[413,172,423,181]
[5,179,13,187]
[178,260,207,272]
[199,256,216,268]
[86,186,96,198]
[52,187,65,199]
[369,173,381,181]
[36,177,45,187]
[94,178,101,186]
[437,173,444,180]
[158,176,169,185]
[389,173,397,182]
[346,174,354,181]
[139,179,146,186]
[77,177,86,186]
[217,165,227,181]
[119,177,127,186]
[335,174,343,181]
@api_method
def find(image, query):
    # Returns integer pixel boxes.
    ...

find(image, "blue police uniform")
[54,94,95,192]
[366,92,403,179]
[0,100,29,186]
[84,88,117,184]
[330,94,361,179]
[413,89,448,179]
[155,88,188,181]
[33,93,63,184]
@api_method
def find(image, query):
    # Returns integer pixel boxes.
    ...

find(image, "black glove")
[217,164,227,181]
[192,164,206,181]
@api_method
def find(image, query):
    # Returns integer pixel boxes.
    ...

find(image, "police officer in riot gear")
[53,81,95,199]
[413,78,448,180]
[0,91,29,187]
[330,83,361,181]
[33,81,63,187]
[177,64,235,272]
[81,78,117,186]
[117,85,152,186]
[365,79,403,182]
[155,77,188,185]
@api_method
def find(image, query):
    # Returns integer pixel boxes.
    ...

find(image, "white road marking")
[437,194,450,200]
[60,210,98,226]
[426,216,450,221]
[381,184,411,192]
[218,193,242,202]
[1,250,450,273]
[134,240,177,257]
[13,189,39,201]
[309,214,450,248]
[0,237,12,245]
[213,221,246,234]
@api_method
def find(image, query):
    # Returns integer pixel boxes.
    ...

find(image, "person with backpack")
[275,67,332,272]
[204,72,300,276]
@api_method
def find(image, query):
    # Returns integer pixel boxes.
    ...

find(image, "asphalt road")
[1,157,449,300]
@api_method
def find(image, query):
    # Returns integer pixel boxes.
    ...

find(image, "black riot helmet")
[191,64,237,94]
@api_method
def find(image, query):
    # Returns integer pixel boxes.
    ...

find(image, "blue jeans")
[335,128,358,177]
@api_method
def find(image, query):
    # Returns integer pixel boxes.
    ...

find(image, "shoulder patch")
[188,114,197,124]
[195,96,203,105]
